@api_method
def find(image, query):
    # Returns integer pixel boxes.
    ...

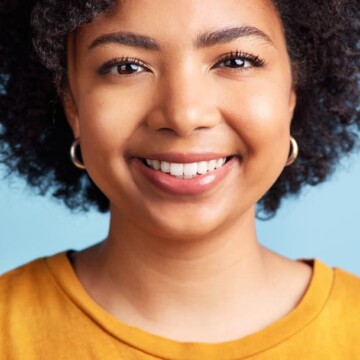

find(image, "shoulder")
[0,256,48,295]
[281,260,360,352]
[0,251,90,358]
[331,265,360,306]
[0,252,69,311]
[0,252,72,340]
[319,262,360,341]
[0,256,51,344]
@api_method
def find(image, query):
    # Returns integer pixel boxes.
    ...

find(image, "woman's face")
[64,0,296,239]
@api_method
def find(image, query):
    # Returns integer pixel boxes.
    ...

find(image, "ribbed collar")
[45,252,334,360]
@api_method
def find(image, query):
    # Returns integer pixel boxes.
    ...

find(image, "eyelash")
[213,51,265,69]
[97,57,148,76]
[97,51,265,76]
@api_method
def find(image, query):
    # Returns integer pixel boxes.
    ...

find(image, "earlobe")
[62,91,80,138]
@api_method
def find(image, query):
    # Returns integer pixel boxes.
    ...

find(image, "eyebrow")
[196,26,274,48]
[87,26,274,52]
[88,32,160,51]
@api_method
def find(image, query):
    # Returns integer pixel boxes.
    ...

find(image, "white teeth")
[184,163,198,178]
[216,158,225,169]
[145,157,228,177]
[160,161,170,173]
[170,163,184,176]
[152,160,161,170]
[208,160,217,171]
[197,161,208,175]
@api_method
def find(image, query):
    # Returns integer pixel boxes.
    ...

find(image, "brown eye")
[217,58,249,69]
[222,58,246,68]
[98,57,150,76]
[110,62,145,75]
[213,51,265,71]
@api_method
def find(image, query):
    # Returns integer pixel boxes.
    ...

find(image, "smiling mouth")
[142,156,234,179]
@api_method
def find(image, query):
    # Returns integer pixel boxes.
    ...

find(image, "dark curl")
[0,0,359,216]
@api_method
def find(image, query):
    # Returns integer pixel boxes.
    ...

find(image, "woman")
[0,0,359,358]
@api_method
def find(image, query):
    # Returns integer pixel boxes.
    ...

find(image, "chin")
[141,206,242,243]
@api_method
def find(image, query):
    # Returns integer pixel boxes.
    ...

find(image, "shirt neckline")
[45,251,334,360]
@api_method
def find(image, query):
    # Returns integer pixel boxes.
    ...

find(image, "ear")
[289,62,298,120]
[289,88,297,120]
[62,90,80,139]
[62,32,81,139]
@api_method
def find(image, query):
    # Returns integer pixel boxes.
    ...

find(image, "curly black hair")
[0,0,359,216]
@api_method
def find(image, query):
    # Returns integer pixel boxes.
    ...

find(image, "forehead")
[75,0,284,51]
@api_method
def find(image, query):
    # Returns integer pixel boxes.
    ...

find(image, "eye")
[110,62,144,75]
[98,57,150,76]
[213,51,265,70]
[218,58,250,68]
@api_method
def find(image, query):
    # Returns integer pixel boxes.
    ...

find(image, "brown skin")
[63,0,312,342]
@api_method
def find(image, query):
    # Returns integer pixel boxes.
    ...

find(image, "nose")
[146,67,221,136]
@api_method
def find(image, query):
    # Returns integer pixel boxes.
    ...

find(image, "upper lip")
[134,152,235,163]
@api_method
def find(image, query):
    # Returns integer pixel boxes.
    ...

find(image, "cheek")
[218,78,293,197]
[73,87,154,202]
[76,87,151,159]
[221,79,292,157]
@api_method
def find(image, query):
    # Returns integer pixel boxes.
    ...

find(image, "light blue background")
[1,152,359,275]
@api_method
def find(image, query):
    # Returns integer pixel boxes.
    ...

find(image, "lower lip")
[132,157,237,196]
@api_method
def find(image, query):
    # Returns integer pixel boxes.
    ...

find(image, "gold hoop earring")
[286,137,299,166]
[70,138,86,170]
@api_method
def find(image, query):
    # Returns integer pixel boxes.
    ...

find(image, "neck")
[104,204,266,282]
[75,206,276,341]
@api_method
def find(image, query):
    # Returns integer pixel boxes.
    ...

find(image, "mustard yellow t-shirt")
[1,251,360,359]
